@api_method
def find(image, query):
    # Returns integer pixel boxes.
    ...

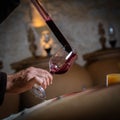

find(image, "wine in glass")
[49,47,77,74]
[32,47,77,100]
[31,0,77,100]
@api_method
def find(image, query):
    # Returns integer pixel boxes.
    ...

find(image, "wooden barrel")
[13,84,120,120]
[20,63,93,109]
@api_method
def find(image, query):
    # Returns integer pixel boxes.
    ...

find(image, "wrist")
[6,74,14,92]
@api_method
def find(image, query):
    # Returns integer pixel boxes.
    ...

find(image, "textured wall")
[0,0,120,73]
[0,0,31,73]
[42,0,120,61]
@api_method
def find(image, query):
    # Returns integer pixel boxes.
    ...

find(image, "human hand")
[6,67,53,94]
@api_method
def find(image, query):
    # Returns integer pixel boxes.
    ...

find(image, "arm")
[6,67,53,94]
[0,67,53,105]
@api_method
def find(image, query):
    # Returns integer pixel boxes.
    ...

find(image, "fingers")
[25,67,53,89]
[40,72,53,85]
[6,67,53,94]
[36,74,53,89]
[30,76,50,89]
[34,67,53,88]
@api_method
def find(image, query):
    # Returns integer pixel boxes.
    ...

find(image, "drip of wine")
[31,0,72,53]
[49,51,77,74]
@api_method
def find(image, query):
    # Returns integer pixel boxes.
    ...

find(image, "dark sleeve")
[0,72,7,105]
[0,0,20,24]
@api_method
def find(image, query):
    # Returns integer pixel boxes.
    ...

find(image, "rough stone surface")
[0,0,120,73]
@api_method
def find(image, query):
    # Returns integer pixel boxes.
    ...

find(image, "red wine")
[31,0,72,53]
[50,52,77,74]
[46,20,72,53]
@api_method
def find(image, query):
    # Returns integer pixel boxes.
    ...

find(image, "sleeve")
[0,72,7,105]
[0,0,20,24]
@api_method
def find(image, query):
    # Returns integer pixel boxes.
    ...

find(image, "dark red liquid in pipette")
[31,0,72,53]
[46,20,72,53]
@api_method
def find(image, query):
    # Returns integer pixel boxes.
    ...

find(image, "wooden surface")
[11,56,50,72]
[7,84,120,120]
[83,48,120,65]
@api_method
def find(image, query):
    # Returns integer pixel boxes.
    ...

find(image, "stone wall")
[0,0,120,73]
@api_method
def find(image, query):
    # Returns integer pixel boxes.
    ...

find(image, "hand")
[6,67,53,94]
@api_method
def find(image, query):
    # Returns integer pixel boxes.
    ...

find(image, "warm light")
[31,3,46,27]
[40,30,54,56]
[106,73,120,87]
[41,31,53,49]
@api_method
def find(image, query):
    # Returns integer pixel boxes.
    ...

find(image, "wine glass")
[32,47,77,99]
[32,84,46,100]
[49,47,77,74]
